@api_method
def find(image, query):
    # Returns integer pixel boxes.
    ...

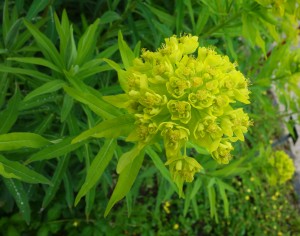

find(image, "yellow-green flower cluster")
[268,151,295,185]
[115,35,251,190]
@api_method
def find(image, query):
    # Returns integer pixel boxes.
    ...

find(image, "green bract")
[105,34,251,192]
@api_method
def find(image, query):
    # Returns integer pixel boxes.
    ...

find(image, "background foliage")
[0,0,299,235]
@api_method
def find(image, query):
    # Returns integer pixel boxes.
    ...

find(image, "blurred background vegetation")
[0,0,300,235]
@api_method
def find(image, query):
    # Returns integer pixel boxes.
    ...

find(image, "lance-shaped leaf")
[146,147,177,192]
[0,64,53,82]
[23,19,63,67]
[103,58,129,92]
[42,155,70,209]
[63,86,120,119]
[3,178,31,224]
[104,151,144,217]
[8,57,61,73]
[118,30,135,69]
[72,114,135,143]
[0,88,20,134]
[0,132,50,151]
[25,136,85,164]
[116,144,143,174]
[26,0,49,20]
[24,80,66,101]
[102,94,129,108]
[0,155,51,184]
[76,19,100,66]
[75,138,116,206]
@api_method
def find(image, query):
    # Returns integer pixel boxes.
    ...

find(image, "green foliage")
[0,0,299,235]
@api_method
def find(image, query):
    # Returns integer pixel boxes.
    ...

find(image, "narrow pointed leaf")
[5,19,22,49]
[0,155,51,184]
[63,86,119,119]
[0,64,53,82]
[72,114,135,143]
[25,136,85,164]
[23,19,63,67]
[102,58,128,92]
[75,139,116,206]
[118,31,135,69]
[42,155,70,209]
[3,178,31,224]
[0,88,20,134]
[146,147,177,191]
[76,19,100,65]
[0,132,49,151]
[117,144,142,174]
[26,0,49,20]
[24,80,65,101]
[104,151,144,217]
[8,57,61,73]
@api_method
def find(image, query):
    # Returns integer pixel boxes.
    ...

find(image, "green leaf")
[207,180,217,221]
[175,0,184,34]
[24,80,65,102]
[146,147,177,191]
[63,171,74,210]
[5,19,22,49]
[102,94,129,108]
[96,44,118,59]
[25,136,85,164]
[60,94,73,122]
[116,144,143,174]
[75,139,116,206]
[216,179,230,218]
[3,179,31,224]
[242,13,257,48]
[23,19,63,67]
[76,64,111,81]
[72,114,135,143]
[118,31,135,69]
[0,155,51,184]
[75,19,100,66]
[100,11,121,24]
[145,3,175,27]
[0,132,49,151]
[63,86,119,119]
[2,0,10,40]
[0,88,20,134]
[42,155,70,209]
[0,64,53,82]
[54,10,77,69]
[102,58,129,92]
[26,0,49,20]
[8,57,61,73]
[104,150,144,217]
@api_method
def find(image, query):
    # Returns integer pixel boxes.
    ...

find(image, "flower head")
[108,34,251,193]
[268,151,295,185]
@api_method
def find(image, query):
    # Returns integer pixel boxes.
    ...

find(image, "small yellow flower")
[250,177,255,182]
[173,223,179,230]
[246,188,251,193]
[73,220,79,227]
[245,195,250,201]
[163,201,171,214]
